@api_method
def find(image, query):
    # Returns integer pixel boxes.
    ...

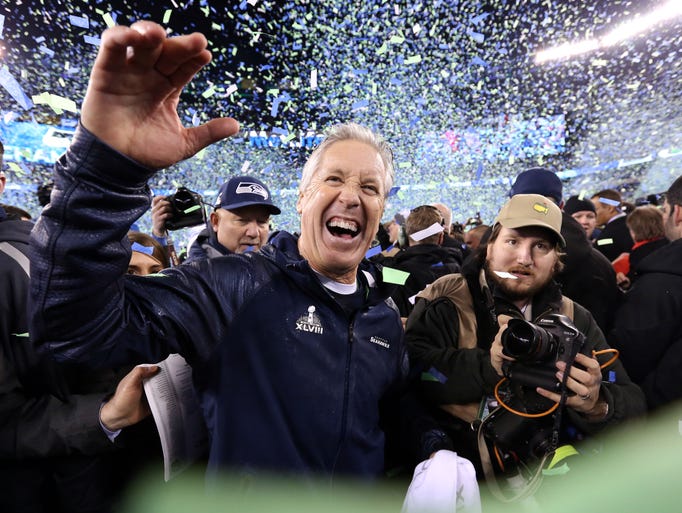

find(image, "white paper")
[143,354,209,481]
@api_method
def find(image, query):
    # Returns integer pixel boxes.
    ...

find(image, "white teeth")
[328,219,359,233]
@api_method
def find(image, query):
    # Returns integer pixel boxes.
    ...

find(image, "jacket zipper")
[330,314,355,477]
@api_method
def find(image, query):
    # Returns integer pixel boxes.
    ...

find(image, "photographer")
[151,176,280,263]
[405,194,646,480]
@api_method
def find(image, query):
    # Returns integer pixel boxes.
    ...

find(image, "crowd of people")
[1,20,681,513]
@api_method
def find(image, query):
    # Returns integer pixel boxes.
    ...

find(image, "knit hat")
[215,176,281,214]
[494,194,565,246]
[510,167,563,205]
[563,195,596,216]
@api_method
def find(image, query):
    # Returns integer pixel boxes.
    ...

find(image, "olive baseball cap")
[493,194,565,246]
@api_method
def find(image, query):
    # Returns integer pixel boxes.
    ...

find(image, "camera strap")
[477,408,549,502]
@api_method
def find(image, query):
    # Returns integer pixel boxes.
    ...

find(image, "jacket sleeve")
[0,360,113,458]
[29,126,247,369]
[566,304,647,434]
[0,256,112,458]
[405,297,499,405]
[608,273,682,409]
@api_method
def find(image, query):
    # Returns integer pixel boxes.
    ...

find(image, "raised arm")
[81,21,238,168]
[29,22,243,367]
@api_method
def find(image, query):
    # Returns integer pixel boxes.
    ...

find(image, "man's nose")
[338,182,361,206]
[515,243,533,265]
[244,222,261,237]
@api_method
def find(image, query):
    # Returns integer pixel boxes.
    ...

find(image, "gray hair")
[298,123,394,197]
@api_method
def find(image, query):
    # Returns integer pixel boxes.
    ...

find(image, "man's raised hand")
[81,21,239,169]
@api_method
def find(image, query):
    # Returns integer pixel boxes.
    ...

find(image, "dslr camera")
[165,187,206,231]
[501,314,585,393]
[481,314,586,468]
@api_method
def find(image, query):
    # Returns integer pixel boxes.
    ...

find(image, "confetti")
[0,0,679,241]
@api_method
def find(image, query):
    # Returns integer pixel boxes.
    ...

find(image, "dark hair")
[592,189,622,205]
[374,222,391,250]
[626,205,665,242]
[37,181,54,207]
[0,203,31,220]
[666,175,682,208]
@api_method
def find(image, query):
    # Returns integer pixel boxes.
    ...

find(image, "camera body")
[482,314,586,468]
[165,187,206,231]
[501,314,585,393]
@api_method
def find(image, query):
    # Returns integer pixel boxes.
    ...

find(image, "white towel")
[402,450,482,513]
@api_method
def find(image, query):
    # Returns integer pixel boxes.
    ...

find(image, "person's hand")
[100,364,159,431]
[81,21,239,169]
[535,352,604,415]
[490,314,514,376]
[616,271,631,290]
[151,195,173,237]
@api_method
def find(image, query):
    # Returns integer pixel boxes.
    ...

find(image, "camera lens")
[502,319,557,361]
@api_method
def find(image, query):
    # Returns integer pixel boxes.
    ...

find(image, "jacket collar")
[262,231,394,307]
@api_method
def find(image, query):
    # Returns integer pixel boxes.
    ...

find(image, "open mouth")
[326,218,360,239]
[509,268,533,278]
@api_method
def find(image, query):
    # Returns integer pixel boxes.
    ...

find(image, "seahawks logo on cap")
[533,202,550,215]
[236,182,269,200]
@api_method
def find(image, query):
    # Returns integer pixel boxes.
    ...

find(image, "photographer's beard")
[484,259,556,304]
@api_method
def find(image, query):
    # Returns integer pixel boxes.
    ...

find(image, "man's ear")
[674,204,682,226]
[209,211,220,232]
[296,192,304,215]
[437,232,444,246]
[0,172,6,195]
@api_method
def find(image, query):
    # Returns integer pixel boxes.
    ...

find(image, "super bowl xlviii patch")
[296,306,324,334]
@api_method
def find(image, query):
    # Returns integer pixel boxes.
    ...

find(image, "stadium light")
[535,0,682,63]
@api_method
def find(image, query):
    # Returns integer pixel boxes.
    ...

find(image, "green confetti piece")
[202,85,216,98]
[8,162,23,173]
[389,34,405,44]
[163,9,172,24]
[382,267,410,285]
[542,463,571,476]
[183,205,201,214]
[102,12,115,28]
[405,55,422,64]
[376,42,388,55]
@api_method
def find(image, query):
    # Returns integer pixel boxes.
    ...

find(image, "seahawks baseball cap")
[493,194,565,246]
[215,176,281,214]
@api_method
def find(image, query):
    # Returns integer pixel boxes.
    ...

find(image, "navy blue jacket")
[30,126,408,478]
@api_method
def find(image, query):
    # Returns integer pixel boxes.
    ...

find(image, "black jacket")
[1,209,159,513]
[382,244,462,317]
[594,215,634,262]
[404,256,646,471]
[30,125,413,478]
[185,225,230,262]
[609,239,682,410]
[627,237,669,284]
[556,213,622,334]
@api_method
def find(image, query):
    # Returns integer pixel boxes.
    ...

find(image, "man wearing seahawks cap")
[404,193,645,480]
[185,175,281,261]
